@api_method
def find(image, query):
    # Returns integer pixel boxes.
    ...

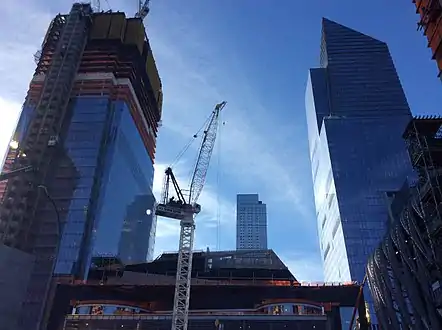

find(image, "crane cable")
[169,112,213,169]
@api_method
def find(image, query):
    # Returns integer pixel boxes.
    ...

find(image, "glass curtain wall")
[54,97,156,277]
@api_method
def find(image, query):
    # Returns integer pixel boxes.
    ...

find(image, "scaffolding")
[367,116,442,329]
[0,4,93,329]
[405,116,442,265]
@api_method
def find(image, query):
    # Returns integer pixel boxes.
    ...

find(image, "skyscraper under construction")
[0,3,162,329]
[413,0,442,79]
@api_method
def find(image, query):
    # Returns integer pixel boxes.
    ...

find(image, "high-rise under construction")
[413,0,442,79]
[0,3,162,329]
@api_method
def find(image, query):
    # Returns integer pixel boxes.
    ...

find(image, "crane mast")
[155,101,226,330]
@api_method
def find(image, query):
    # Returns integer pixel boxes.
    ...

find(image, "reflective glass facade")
[236,194,267,250]
[117,194,157,263]
[54,96,155,276]
[306,19,414,327]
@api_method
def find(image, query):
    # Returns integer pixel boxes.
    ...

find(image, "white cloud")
[0,1,55,163]
[280,252,324,282]
[0,0,52,102]
[147,20,311,218]
[0,98,22,167]
[0,1,308,218]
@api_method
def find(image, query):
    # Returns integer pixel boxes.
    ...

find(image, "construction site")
[46,249,369,330]
[0,2,373,330]
[367,117,442,329]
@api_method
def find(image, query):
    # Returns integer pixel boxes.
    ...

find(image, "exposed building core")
[0,4,162,330]
[33,11,162,162]
[414,0,442,79]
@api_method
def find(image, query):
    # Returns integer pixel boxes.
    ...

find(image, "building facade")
[0,4,162,329]
[413,0,442,80]
[305,18,414,327]
[367,117,442,329]
[117,194,157,263]
[236,194,267,250]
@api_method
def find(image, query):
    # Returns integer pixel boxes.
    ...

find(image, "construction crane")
[155,101,226,330]
[135,0,151,20]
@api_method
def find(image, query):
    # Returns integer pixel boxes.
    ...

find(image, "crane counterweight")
[155,101,226,330]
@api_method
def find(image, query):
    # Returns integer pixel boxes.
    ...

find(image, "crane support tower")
[156,101,226,330]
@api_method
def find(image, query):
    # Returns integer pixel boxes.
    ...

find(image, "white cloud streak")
[280,252,324,282]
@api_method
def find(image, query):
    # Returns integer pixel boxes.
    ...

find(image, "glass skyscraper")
[236,194,268,250]
[53,96,157,275]
[305,18,413,327]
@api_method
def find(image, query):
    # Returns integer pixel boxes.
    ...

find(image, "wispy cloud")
[280,252,324,282]
[148,16,311,218]
[1,0,52,102]
[0,0,55,162]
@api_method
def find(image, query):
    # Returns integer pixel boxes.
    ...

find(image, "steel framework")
[367,116,442,329]
[0,4,93,329]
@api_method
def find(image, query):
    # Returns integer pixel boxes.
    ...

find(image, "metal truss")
[367,117,442,329]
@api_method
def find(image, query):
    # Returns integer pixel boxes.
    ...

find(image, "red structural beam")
[413,0,442,77]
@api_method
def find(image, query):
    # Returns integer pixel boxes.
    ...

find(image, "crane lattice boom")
[135,0,150,20]
[155,101,226,330]
[189,101,226,204]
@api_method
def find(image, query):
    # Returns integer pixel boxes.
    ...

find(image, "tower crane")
[135,0,151,20]
[155,101,227,330]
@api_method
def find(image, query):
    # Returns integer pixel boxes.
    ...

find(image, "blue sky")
[0,0,440,281]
